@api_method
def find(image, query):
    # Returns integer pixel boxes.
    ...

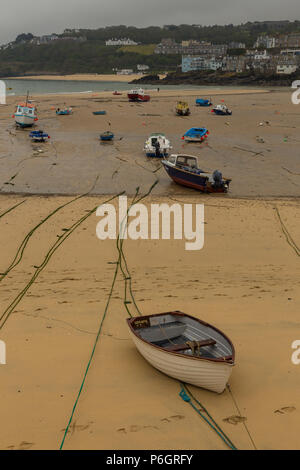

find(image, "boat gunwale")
[161,159,232,183]
[127,311,235,365]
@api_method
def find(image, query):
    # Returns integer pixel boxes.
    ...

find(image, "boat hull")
[212,109,232,116]
[162,162,229,193]
[145,151,169,158]
[196,100,212,107]
[128,329,233,393]
[56,111,72,115]
[183,128,209,143]
[15,114,36,127]
[128,93,150,102]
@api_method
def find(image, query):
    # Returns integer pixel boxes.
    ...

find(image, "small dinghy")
[175,101,190,116]
[93,110,107,115]
[212,104,232,116]
[162,154,231,193]
[100,131,114,141]
[56,107,72,115]
[29,130,50,142]
[113,91,122,95]
[127,311,235,393]
[196,98,212,107]
[182,127,209,143]
[144,133,171,158]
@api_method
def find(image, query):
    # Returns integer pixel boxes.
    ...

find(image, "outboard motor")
[212,170,223,188]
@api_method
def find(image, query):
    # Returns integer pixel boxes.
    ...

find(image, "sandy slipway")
[0,88,299,198]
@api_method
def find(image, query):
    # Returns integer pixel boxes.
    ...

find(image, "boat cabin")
[15,103,36,115]
[167,154,199,170]
[150,133,165,145]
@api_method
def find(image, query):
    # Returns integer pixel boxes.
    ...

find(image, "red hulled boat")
[127,88,150,102]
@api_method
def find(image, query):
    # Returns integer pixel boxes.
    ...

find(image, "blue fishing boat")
[100,131,114,141]
[29,130,50,142]
[182,127,209,143]
[162,154,231,193]
[93,111,107,115]
[196,98,212,107]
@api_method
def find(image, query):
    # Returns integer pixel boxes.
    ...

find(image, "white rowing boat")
[127,311,235,393]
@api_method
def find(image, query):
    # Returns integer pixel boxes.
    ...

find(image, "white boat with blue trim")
[144,133,171,158]
[13,95,38,128]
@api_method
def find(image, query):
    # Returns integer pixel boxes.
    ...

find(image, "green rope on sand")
[0,199,26,220]
[0,176,100,282]
[179,384,237,451]
[59,181,158,449]
[0,190,124,330]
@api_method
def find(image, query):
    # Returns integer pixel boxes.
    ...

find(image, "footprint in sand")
[117,416,185,435]
[61,420,93,436]
[223,415,247,425]
[274,406,296,415]
[169,415,185,421]
[7,441,34,450]
[117,428,127,434]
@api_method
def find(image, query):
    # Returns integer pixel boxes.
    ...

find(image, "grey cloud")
[0,0,299,44]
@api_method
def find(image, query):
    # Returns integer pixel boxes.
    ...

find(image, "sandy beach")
[0,87,299,450]
[7,74,166,82]
[0,88,298,197]
[0,193,299,450]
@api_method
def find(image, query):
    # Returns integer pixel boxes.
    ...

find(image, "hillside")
[0,42,179,77]
[1,21,300,77]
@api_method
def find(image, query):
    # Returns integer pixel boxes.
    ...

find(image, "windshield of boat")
[176,156,198,169]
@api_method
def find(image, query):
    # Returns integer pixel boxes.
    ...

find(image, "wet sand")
[1,88,299,198]
[0,194,299,450]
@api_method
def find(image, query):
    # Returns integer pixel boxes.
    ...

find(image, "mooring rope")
[59,181,158,449]
[227,384,257,450]
[0,191,124,330]
[116,180,158,318]
[274,205,300,257]
[0,199,26,220]
[0,177,100,282]
[179,384,237,450]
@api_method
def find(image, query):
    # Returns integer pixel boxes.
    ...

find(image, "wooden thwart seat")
[166,339,216,353]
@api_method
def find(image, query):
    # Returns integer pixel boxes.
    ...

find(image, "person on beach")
[154,140,161,157]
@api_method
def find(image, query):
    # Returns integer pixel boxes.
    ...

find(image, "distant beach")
[7,73,165,82]
[3,76,274,98]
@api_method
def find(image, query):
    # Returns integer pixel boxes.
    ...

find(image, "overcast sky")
[0,0,299,44]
